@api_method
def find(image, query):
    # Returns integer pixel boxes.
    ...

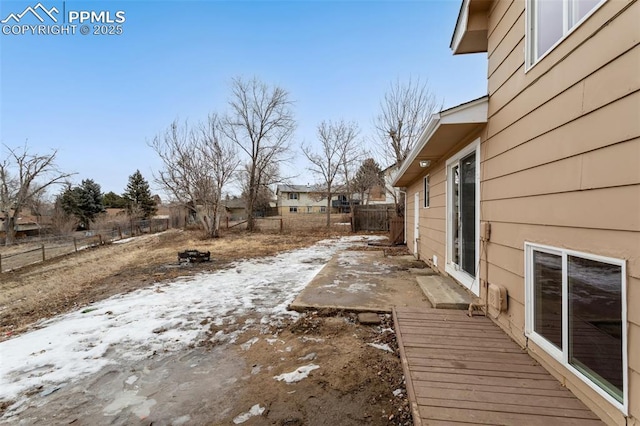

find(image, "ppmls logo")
[1,2,126,36]
[1,3,59,23]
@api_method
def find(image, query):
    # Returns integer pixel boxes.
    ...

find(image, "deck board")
[393,308,604,426]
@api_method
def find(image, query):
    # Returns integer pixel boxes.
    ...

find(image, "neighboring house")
[393,1,638,424]
[223,197,247,221]
[276,185,361,215]
[276,185,329,215]
[0,209,51,240]
[360,183,388,205]
[382,163,402,205]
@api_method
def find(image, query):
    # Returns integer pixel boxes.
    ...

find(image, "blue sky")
[0,0,487,197]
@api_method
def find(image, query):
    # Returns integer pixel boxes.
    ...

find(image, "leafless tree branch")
[0,144,75,245]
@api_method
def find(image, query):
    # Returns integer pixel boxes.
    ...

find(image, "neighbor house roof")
[276,184,315,194]
[224,198,246,209]
[393,96,488,187]
[450,0,491,54]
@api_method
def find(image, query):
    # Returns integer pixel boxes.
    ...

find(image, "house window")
[307,207,312,213]
[289,207,298,213]
[288,193,299,200]
[423,175,430,208]
[527,0,604,67]
[525,243,627,411]
[320,206,326,213]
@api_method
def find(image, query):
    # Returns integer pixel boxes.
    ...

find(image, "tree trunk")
[3,213,15,245]
[246,195,256,232]
[326,195,331,228]
[325,185,331,228]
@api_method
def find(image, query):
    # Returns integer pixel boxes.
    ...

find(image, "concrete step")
[416,275,473,309]
[409,267,438,276]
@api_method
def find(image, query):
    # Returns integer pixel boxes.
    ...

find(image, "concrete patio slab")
[289,250,431,313]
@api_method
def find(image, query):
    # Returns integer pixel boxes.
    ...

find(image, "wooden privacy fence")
[352,204,396,232]
[389,217,405,245]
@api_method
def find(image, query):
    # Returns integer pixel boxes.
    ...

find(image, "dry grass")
[0,229,337,340]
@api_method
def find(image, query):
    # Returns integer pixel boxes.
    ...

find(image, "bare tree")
[199,114,240,236]
[0,144,74,245]
[239,161,278,218]
[374,77,440,165]
[150,116,238,238]
[339,137,365,224]
[303,120,360,227]
[223,77,295,232]
[374,77,440,214]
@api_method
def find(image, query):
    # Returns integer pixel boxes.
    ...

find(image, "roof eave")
[450,0,490,55]
[392,96,488,188]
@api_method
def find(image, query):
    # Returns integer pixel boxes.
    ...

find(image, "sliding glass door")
[446,140,479,295]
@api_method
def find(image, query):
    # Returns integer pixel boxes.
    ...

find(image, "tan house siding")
[405,129,486,278]
[480,0,640,424]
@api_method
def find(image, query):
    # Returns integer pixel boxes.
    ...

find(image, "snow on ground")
[367,343,394,353]
[112,236,136,244]
[233,404,265,424]
[0,235,382,407]
[273,364,320,383]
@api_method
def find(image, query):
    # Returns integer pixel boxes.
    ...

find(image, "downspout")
[399,189,407,244]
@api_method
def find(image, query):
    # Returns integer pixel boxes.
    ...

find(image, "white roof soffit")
[450,0,490,54]
[392,96,488,187]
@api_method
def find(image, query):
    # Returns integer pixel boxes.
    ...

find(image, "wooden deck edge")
[393,307,423,426]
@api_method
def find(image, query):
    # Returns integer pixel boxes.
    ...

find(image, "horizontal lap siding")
[486,0,638,423]
[407,162,447,272]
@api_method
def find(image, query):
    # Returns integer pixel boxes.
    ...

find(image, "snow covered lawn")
[0,235,380,411]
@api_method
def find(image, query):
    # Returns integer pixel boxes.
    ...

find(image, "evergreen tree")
[103,191,128,208]
[122,170,157,219]
[354,158,385,205]
[60,179,104,229]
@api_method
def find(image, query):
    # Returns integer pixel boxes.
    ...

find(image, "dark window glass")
[568,256,623,402]
[533,251,563,349]
[459,152,476,276]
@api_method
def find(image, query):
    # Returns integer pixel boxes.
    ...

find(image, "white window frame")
[524,242,628,414]
[423,175,430,208]
[288,193,299,200]
[320,206,326,213]
[445,138,480,296]
[526,0,606,70]
[289,207,298,213]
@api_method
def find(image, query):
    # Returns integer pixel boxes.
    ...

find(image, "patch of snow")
[393,389,403,397]
[113,237,135,244]
[102,390,156,417]
[347,282,376,293]
[233,404,265,424]
[300,336,324,343]
[0,236,369,405]
[337,251,366,266]
[273,364,320,383]
[368,343,393,353]
[240,337,259,351]
[125,375,138,385]
[172,415,191,425]
[298,352,317,361]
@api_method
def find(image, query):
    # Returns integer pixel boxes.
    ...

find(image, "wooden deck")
[393,308,604,425]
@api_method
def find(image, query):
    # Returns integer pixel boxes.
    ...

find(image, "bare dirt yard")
[0,229,412,425]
